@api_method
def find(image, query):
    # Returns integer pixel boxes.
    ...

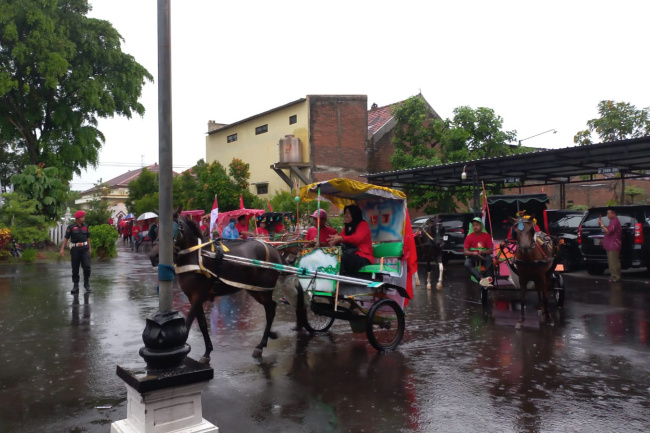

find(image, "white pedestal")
[111,359,217,433]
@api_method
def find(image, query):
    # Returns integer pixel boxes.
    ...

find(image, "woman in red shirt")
[328,204,374,273]
[255,220,270,238]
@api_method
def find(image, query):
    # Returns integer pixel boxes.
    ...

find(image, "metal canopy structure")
[364,137,650,190]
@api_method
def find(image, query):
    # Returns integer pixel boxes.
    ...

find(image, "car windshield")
[550,214,583,229]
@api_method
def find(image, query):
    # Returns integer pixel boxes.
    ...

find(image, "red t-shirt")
[131,226,141,237]
[464,231,493,252]
[255,227,269,236]
[236,222,248,238]
[306,225,338,245]
[341,220,374,263]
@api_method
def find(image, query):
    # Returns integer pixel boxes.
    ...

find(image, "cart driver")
[463,217,493,288]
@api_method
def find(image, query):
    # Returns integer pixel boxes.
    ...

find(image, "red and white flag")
[209,195,218,238]
[267,197,273,212]
[239,194,245,210]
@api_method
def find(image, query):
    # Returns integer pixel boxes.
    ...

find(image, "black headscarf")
[343,204,364,235]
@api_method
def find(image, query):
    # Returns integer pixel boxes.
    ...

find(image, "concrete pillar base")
[111,358,217,433]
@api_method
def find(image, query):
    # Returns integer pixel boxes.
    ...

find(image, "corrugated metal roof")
[365,137,650,189]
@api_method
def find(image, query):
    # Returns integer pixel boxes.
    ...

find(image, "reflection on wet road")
[0,246,648,432]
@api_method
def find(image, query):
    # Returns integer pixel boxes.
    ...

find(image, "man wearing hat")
[463,217,493,288]
[305,209,337,247]
[60,210,92,294]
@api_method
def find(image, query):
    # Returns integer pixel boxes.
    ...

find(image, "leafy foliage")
[0,193,49,244]
[391,97,522,213]
[84,180,113,226]
[125,168,159,216]
[173,159,263,213]
[89,224,119,260]
[11,165,67,220]
[625,185,645,204]
[574,100,650,145]
[0,226,11,258]
[0,0,153,181]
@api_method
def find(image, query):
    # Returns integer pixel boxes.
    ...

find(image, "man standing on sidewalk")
[60,210,92,294]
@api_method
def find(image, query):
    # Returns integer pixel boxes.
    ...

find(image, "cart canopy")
[299,178,406,209]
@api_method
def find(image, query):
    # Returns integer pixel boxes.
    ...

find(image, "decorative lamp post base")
[140,310,190,369]
[111,358,217,433]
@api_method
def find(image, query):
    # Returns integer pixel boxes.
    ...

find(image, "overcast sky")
[71,0,650,190]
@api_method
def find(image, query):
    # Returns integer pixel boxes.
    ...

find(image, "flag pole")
[482,181,493,235]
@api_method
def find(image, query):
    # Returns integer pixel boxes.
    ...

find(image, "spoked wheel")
[366,298,405,352]
[553,272,565,308]
[304,298,335,334]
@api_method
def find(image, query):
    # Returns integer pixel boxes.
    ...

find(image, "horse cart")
[477,194,565,320]
[291,178,417,351]
[163,179,415,361]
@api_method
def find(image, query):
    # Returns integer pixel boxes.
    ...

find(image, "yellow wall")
[205,100,309,197]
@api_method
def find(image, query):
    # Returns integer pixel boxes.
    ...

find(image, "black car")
[578,205,650,275]
[546,209,585,271]
[413,213,474,263]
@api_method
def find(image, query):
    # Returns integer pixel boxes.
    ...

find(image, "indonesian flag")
[209,195,218,238]
[402,212,417,306]
[239,194,245,209]
[267,197,273,212]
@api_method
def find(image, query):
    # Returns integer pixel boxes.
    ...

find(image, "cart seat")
[357,241,403,274]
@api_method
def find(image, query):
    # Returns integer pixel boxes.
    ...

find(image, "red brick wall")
[505,178,650,209]
[367,130,396,174]
[309,95,368,179]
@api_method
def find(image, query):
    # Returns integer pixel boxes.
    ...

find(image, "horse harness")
[175,237,277,292]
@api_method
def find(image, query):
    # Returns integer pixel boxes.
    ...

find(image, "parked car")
[413,213,474,263]
[578,205,650,275]
[546,209,586,272]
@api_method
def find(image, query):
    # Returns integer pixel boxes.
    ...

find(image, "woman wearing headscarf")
[328,204,374,273]
[222,218,239,239]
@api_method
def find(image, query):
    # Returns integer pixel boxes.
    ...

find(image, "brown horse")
[149,212,306,362]
[509,216,558,329]
[414,216,446,290]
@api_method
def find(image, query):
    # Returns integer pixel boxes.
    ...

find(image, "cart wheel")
[480,287,488,305]
[304,300,335,334]
[366,298,405,352]
[554,288,565,308]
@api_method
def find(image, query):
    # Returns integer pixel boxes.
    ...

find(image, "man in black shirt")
[60,210,92,294]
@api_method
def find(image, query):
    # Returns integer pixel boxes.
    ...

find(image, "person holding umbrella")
[60,210,92,294]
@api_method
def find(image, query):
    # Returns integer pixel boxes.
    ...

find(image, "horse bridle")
[173,217,221,278]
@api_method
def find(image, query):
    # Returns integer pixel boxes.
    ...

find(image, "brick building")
[205,94,439,197]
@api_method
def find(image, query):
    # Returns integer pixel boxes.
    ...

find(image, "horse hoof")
[199,356,211,364]
[252,348,263,358]
[426,284,431,290]
[515,322,523,330]
[436,282,442,290]
[269,331,278,340]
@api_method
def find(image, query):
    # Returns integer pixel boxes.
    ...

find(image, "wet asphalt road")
[0,243,649,432]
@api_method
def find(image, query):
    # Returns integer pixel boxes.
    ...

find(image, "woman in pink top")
[599,208,622,282]
[328,204,374,273]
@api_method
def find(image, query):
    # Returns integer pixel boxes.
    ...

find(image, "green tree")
[84,180,112,226]
[391,97,521,213]
[625,185,645,204]
[173,159,263,214]
[574,100,650,145]
[0,0,153,181]
[126,168,158,215]
[0,193,49,244]
[11,164,68,220]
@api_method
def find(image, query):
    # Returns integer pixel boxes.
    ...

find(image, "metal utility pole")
[157,0,173,312]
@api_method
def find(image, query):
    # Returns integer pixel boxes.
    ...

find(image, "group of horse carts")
[152,179,567,362]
